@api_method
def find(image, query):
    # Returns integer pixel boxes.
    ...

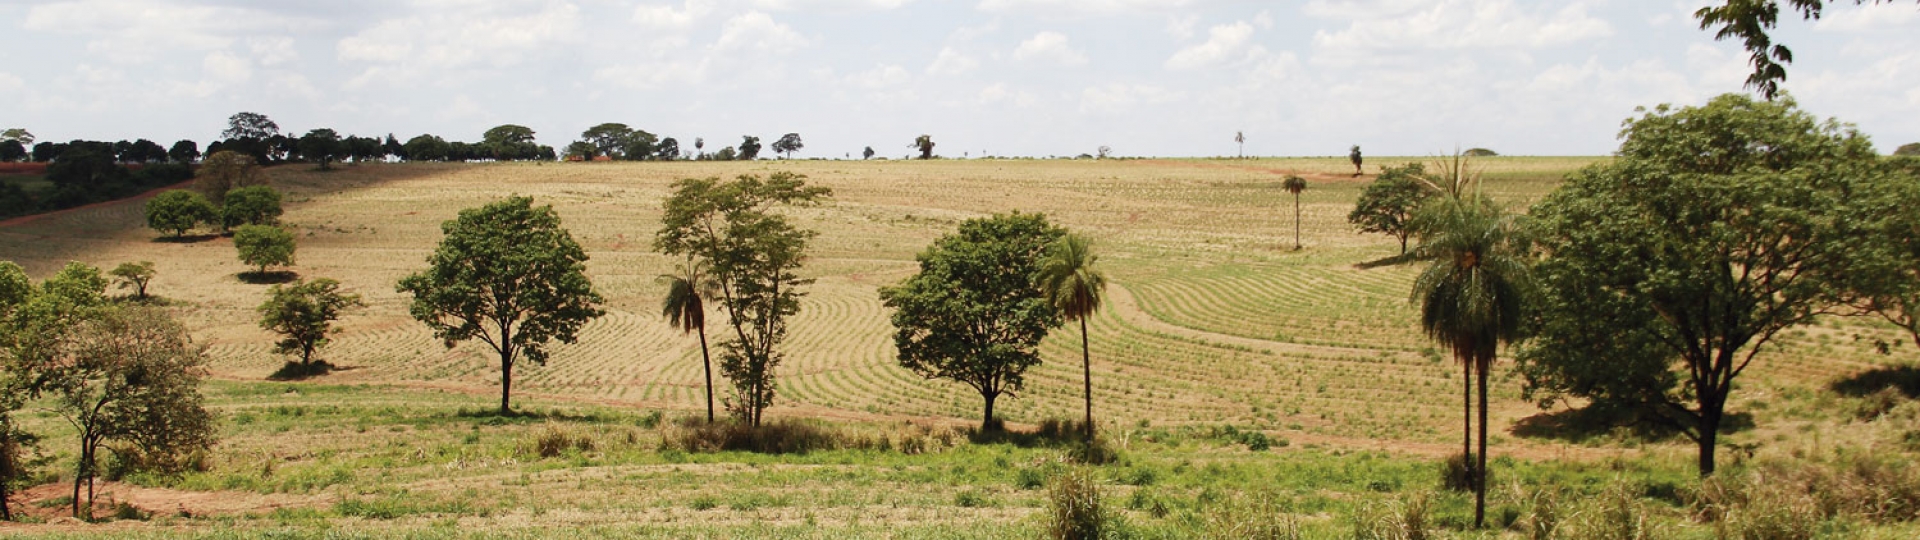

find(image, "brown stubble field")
[0,156,1899,450]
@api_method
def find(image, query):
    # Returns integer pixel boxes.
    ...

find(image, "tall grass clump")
[1352,492,1432,540]
[660,417,846,454]
[1563,480,1658,540]
[1201,492,1300,540]
[1688,451,1920,534]
[1047,467,1121,540]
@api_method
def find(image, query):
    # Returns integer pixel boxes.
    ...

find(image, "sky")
[1,0,1915,158]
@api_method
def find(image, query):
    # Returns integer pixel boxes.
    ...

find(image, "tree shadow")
[1830,364,1920,398]
[966,418,1085,447]
[237,270,298,285]
[1510,404,1752,444]
[152,233,222,244]
[266,360,347,381]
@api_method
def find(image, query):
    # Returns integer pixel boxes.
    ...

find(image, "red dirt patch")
[2,481,324,525]
[0,163,48,175]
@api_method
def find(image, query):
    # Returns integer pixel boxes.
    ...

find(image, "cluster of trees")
[1,140,196,220]
[0,262,217,520]
[563,123,791,162]
[1344,93,1920,528]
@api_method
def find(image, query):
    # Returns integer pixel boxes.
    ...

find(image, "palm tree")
[660,260,716,423]
[1407,193,1533,529]
[1282,175,1307,250]
[1038,234,1107,440]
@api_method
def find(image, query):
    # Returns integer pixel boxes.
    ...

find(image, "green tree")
[298,129,344,170]
[564,141,597,161]
[0,261,36,521]
[655,173,830,426]
[738,136,762,160]
[660,260,716,423]
[880,213,1065,431]
[1348,163,1436,254]
[626,130,660,161]
[0,129,31,146]
[1517,94,1877,477]
[1349,145,1363,176]
[108,261,156,300]
[222,185,283,229]
[912,135,935,160]
[582,123,635,160]
[259,278,363,366]
[1281,175,1307,250]
[1036,233,1107,440]
[863,146,875,160]
[234,224,296,274]
[38,305,216,519]
[655,137,679,161]
[195,151,267,206]
[221,112,279,140]
[483,124,538,160]
[1896,142,1920,156]
[1407,192,1533,528]
[167,140,199,164]
[398,197,605,415]
[0,140,23,163]
[772,133,804,159]
[145,189,217,238]
[403,134,450,162]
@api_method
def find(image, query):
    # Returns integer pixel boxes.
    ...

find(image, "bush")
[1046,467,1119,540]
[145,189,216,237]
[1067,435,1122,465]
[1440,452,1475,492]
[660,418,845,454]
[529,424,593,458]
[233,224,296,273]
[1895,142,1920,157]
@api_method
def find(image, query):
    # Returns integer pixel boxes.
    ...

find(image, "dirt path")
[0,180,194,228]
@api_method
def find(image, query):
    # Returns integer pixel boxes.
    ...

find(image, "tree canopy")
[222,112,279,140]
[398,196,605,415]
[1517,94,1884,476]
[772,133,804,159]
[259,278,363,367]
[655,173,829,426]
[881,213,1065,431]
[1348,163,1436,254]
[221,185,283,229]
[234,225,296,274]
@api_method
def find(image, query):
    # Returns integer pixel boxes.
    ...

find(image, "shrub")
[529,425,592,458]
[1567,481,1656,540]
[661,417,844,454]
[1066,435,1122,465]
[145,189,216,237]
[1202,493,1301,540]
[1352,492,1432,540]
[1046,467,1118,540]
[1440,452,1475,492]
[233,224,295,273]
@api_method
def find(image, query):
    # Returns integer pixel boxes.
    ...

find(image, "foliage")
[580,124,633,159]
[233,225,296,274]
[1282,175,1308,249]
[1846,162,1920,347]
[397,196,604,414]
[1693,1,1911,100]
[880,213,1065,431]
[221,185,283,229]
[258,278,363,366]
[195,151,267,206]
[482,124,540,161]
[1349,145,1363,175]
[223,112,279,140]
[863,146,875,160]
[1037,233,1107,439]
[297,129,343,170]
[108,261,156,300]
[737,136,762,160]
[1518,94,1882,476]
[1463,148,1498,157]
[655,173,829,426]
[1348,163,1436,254]
[772,133,803,159]
[36,306,217,519]
[1046,467,1117,540]
[660,417,849,454]
[660,259,717,422]
[1897,142,1920,157]
[168,140,199,164]
[145,189,217,238]
[912,135,936,160]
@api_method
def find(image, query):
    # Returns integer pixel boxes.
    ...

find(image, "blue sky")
[2,0,1915,157]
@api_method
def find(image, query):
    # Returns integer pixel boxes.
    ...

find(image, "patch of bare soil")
[0,481,325,529]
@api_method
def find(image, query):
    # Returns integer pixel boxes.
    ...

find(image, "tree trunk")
[1698,393,1723,477]
[1081,316,1094,441]
[499,353,514,416]
[982,391,999,432]
[1462,354,1472,480]
[71,435,89,520]
[1293,193,1302,250]
[699,328,714,424]
[1475,357,1490,529]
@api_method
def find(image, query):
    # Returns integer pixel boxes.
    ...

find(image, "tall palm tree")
[1038,234,1107,440]
[1282,175,1307,250]
[660,261,716,423]
[1407,194,1533,529]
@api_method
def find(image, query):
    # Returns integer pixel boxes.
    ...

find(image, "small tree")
[1282,175,1307,250]
[863,146,875,160]
[660,260,716,423]
[1897,142,1920,156]
[1349,145,1363,176]
[1348,163,1436,254]
[912,135,936,160]
[1037,233,1107,440]
[167,140,200,164]
[258,278,362,367]
[0,262,36,521]
[108,262,156,300]
[1235,131,1245,158]
[145,190,217,238]
[42,306,216,520]
[772,133,804,159]
[195,151,267,206]
[738,136,762,160]
[234,225,295,274]
[222,112,279,140]
[881,213,1066,431]
[655,173,830,426]
[222,185,283,229]
[398,197,605,415]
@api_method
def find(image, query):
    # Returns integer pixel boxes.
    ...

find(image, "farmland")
[1,157,1916,537]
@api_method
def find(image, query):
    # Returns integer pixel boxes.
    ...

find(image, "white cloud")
[848,64,911,88]
[1166,21,1256,70]
[716,11,811,53]
[753,0,916,10]
[0,72,25,94]
[1166,15,1199,40]
[977,0,1197,15]
[25,0,310,63]
[248,37,298,67]
[927,47,980,75]
[1816,2,1920,31]
[337,1,583,83]
[1312,0,1612,64]
[634,0,714,30]
[203,51,253,85]
[1013,31,1087,66]
[1079,83,1181,113]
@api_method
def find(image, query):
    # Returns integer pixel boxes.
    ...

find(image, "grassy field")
[1,156,1916,537]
